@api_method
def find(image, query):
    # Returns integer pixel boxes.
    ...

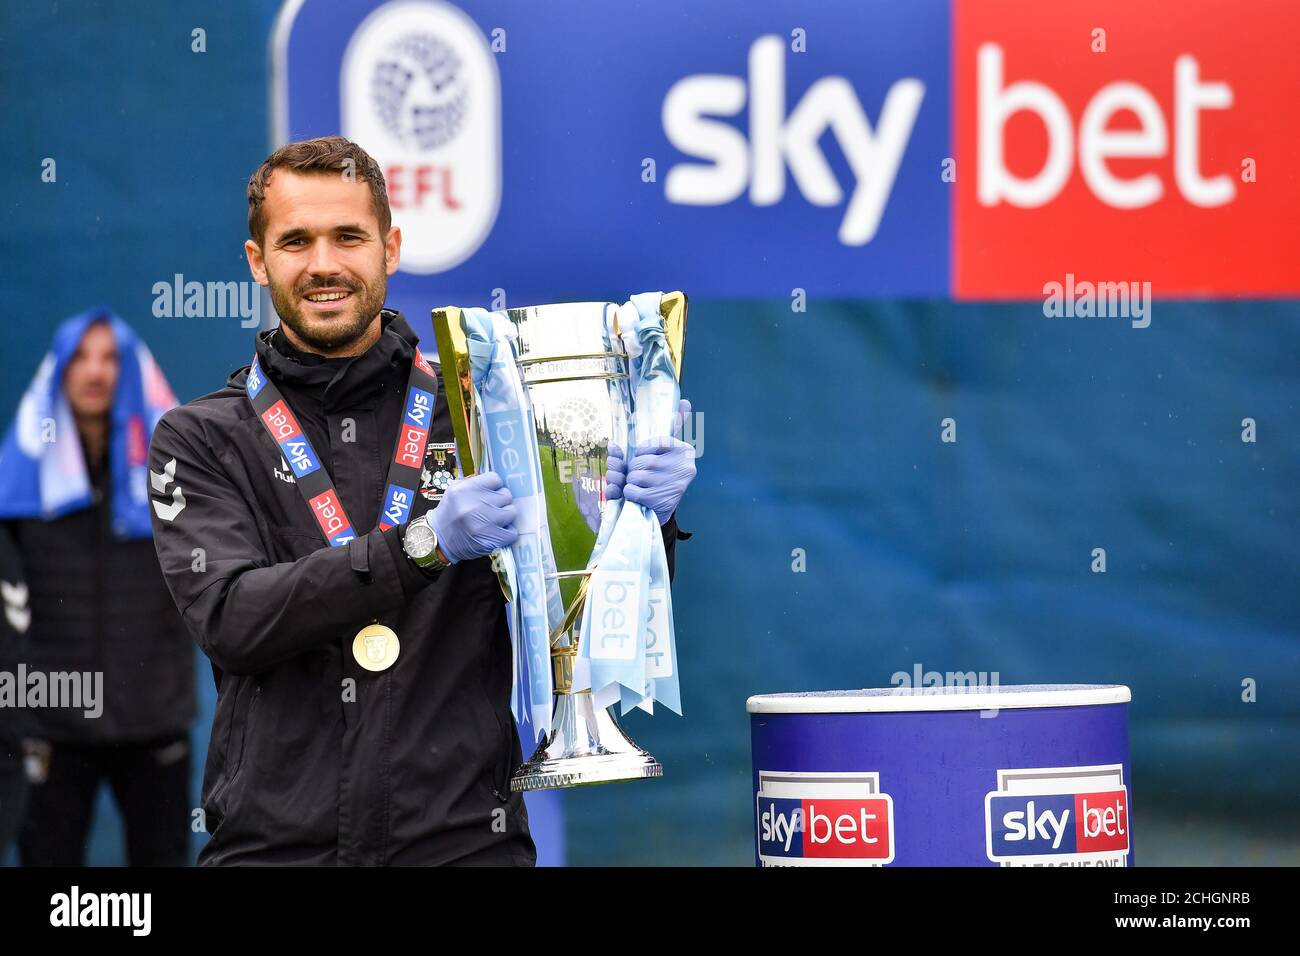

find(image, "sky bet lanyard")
[245,346,439,547]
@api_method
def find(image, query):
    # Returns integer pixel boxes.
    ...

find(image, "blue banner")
[274,0,952,311]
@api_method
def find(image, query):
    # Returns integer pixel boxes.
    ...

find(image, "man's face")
[245,170,401,353]
[64,322,118,419]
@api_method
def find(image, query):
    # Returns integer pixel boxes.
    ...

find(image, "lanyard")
[245,344,440,547]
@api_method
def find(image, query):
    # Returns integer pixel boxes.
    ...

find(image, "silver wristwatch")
[402,513,450,573]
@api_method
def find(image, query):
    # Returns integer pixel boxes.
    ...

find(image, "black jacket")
[3,458,195,744]
[0,525,25,853]
[148,311,679,866]
[0,523,28,748]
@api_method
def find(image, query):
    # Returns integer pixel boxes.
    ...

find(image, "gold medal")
[352,623,400,672]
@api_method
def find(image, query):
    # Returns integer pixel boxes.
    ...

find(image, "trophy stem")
[510,569,661,791]
[511,690,662,792]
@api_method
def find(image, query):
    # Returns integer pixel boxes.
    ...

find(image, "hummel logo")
[1,580,29,634]
[149,458,187,522]
[273,455,296,484]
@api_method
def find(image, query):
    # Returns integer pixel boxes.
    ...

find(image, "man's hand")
[604,444,628,502]
[605,399,697,525]
[428,472,519,563]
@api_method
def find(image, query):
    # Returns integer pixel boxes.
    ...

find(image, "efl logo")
[378,483,413,531]
[413,348,434,376]
[755,770,894,866]
[984,764,1130,867]
[341,0,502,273]
[309,490,356,547]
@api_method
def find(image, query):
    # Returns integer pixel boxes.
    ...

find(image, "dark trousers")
[19,734,191,867]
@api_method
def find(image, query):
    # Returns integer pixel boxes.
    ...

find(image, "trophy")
[433,292,687,791]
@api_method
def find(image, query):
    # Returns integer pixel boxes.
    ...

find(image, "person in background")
[0,525,30,858]
[0,310,196,866]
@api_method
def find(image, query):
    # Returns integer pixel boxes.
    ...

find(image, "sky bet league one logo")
[341,0,501,273]
[985,764,1130,867]
[755,771,895,866]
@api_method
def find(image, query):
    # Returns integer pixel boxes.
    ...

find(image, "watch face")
[403,519,437,560]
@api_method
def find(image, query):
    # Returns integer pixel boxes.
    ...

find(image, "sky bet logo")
[655,0,1295,297]
[755,771,894,866]
[261,400,320,479]
[378,483,413,532]
[395,386,434,469]
[984,765,1130,866]
[309,490,356,548]
[664,34,923,247]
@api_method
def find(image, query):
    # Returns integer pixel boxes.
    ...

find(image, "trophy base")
[511,692,663,792]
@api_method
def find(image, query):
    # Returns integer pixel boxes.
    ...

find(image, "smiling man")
[147,137,695,866]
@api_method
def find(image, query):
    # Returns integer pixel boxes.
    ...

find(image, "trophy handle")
[431,306,479,477]
[660,290,688,384]
[431,305,513,603]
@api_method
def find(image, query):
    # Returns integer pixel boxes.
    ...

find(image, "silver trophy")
[433,293,687,791]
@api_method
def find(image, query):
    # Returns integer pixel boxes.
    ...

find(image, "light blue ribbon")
[580,291,683,717]
[461,308,564,745]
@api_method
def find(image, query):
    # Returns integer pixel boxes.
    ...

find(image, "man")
[148,136,695,865]
[0,311,195,866]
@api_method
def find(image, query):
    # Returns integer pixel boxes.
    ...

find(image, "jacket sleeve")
[148,412,432,677]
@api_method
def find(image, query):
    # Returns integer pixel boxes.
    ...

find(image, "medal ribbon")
[245,343,440,547]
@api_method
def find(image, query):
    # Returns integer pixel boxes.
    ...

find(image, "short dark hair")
[246,136,391,246]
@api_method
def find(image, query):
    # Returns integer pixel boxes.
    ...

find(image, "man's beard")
[267,265,387,353]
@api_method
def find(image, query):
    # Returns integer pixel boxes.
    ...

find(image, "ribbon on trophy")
[576,291,683,717]
[459,308,566,743]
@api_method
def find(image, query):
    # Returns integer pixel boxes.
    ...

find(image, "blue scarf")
[0,309,177,539]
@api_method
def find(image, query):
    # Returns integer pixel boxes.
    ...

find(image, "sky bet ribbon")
[579,292,683,718]
[461,308,566,743]
[245,344,440,547]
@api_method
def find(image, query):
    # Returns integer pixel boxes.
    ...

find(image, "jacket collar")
[231,309,419,411]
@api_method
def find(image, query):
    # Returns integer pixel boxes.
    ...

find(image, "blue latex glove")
[604,444,628,503]
[608,399,696,525]
[428,471,519,563]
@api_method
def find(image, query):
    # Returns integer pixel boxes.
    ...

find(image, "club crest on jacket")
[420,442,457,501]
